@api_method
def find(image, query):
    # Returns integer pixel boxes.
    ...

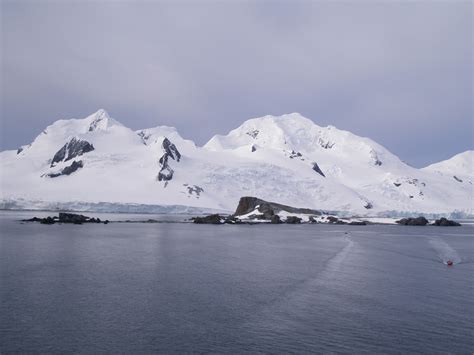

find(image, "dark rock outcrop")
[364,202,373,209]
[327,216,347,224]
[234,197,321,218]
[289,150,303,159]
[61,160,84,175]
[51,137,94,167]
[58,213,89,224]
[246,130,259,139]
[47,160,83,178]
[432,218,461,226]
[285,216,302,224]
[396,217,429,226]
[184,184,204,196]
[270,215,282,224]
[157,138,181,182]
[312,162,325,177]
[137,130,151,145]
[157,163,174,181]
[40,217,56,224]
[192,214,224,224]
[162,138,181,161]
[318,138,335,149]
[370,150,382,166]
[453,176,463,183]
[349,221,367,225]
[23,217,43,222]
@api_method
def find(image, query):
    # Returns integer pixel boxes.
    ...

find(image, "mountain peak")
[204,113,322,151]
[86,109,122,132]
[93,109,110,120]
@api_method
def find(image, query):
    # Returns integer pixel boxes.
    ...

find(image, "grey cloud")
[1,0,472,167]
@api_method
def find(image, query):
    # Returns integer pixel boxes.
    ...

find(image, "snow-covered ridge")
[1,109,472,217]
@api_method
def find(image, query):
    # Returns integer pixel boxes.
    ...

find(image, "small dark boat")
[446,260,454,266]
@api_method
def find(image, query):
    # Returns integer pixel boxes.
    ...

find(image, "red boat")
[446,260,454,266]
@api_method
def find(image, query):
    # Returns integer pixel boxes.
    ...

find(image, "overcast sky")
[1,0,472,167]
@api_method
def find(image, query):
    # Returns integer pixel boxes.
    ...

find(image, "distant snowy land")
[1,109,472,218]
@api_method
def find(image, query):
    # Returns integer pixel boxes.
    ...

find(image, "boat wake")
[321,235,354,275]
[428,237,462,265]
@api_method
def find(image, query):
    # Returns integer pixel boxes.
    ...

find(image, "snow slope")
[423,151,473,181]
[1,110,472,216]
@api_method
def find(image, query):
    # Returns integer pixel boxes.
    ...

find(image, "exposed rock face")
[61,161,84,175]
[137,130,151,145]
[162,138,181,161]
[251,145,257,152]
[289,150,303,159]
[432,218,461,226]
[318,138,335,149]
[364,202,373,209]
[396,217,429,226]
[157,138,181,182]
[453,176,463,183]
[285,216,302,224]
[270,215,282,224]
[312,162,325,177]
[40,217,55,224]
[157,162,174,181]
[370,150,382,166]
[59,213,89,223]
[327,216,346,224]
[246,130,259,139]
[184,184,204,196]
[192,214,224,224]
[47,160,84,178]
[51,137,94,167]
[234,196,321,217]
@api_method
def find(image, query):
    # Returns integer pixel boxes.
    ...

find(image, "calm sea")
[1,211,473,353]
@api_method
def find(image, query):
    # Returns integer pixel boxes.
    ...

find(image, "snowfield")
[1,109,472,217]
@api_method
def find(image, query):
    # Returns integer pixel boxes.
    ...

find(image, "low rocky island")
[431,217,461,226]
[23,213,109,225]
[395,216,461,226]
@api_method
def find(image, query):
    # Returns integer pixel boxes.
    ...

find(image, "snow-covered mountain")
[1,109,472,217]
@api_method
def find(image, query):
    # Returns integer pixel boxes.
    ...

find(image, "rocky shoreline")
[21,197,462,227]
[191,197,462,226]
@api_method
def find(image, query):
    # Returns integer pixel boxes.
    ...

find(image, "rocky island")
[23,212,109,225]
[192,196,367,225]
[192,196,462,226]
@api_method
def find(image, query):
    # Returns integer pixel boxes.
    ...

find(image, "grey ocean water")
[1,212,473,353]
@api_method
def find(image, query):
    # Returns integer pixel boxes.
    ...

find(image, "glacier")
[1,109,472,217]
